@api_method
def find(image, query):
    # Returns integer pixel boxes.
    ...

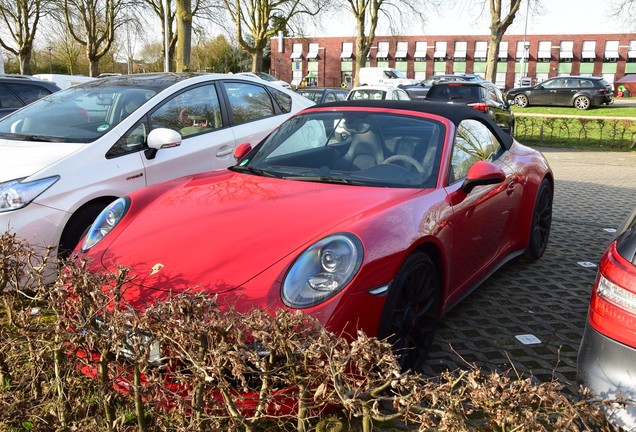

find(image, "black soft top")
[309,100,514,149]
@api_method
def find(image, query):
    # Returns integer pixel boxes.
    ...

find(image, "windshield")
[236,111,444,188]
[255,72,277,82]
[349,89,388,100]
[0,83,162,143]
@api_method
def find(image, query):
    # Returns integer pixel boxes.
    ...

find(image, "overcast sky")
[317,0,626,37]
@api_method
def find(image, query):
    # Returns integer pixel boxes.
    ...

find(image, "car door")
[532,78,563,105]
[444,119,521,302]
[140,82,237,185]
[552,78,579,105]
[221,80,294,149]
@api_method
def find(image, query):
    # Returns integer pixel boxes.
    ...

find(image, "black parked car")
[424,81,515,135]
[400,74,483,100]
[577,206,636,432]
[0,75,61,118]
[296,87,349,104]
[505,76,613,110]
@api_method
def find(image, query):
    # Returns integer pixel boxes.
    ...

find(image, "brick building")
[269,33,636,91]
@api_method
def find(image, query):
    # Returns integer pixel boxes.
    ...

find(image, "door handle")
[507,181,516,196]
[216,148,233,157]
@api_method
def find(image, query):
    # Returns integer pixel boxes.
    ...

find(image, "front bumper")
[0,203,67,253]
[577,322,636,431]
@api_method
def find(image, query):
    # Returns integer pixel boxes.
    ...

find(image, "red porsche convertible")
[76,100,553,371]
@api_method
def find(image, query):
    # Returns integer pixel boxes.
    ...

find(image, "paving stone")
[421,148,636,396]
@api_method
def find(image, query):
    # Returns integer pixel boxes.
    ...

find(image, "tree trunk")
[485,31,504,83]
[19,50,32,75]
[252,50,263,73]
[176,0,192,71]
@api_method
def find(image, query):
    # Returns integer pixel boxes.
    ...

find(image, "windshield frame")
[237,109,445,189]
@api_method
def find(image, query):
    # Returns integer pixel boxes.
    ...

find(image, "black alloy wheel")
[378,251,441,372]
[524,178,553,260]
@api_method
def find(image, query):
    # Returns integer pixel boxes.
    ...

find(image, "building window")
[581,40,596,63]
[604,40,619,62]
[395,41,408,60]
[340,42,353,61]
[516,40,530,60]
[474,41,488,61]
[454,41,467,61]
[560,41,573,63]
[377,41,389,60]
[537,41,551,62]
[434,41,447,61]
[498,41,508,61]
[307,43,319,60]
[628,41,636,63]
[291,43,303,60]
[414,41,427,60]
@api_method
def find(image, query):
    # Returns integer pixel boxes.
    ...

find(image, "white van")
[33,74,96,89]
[358,67,419,86]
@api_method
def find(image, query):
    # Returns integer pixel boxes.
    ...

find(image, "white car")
[237,72,292,89]
[347,85,412,101]
[0,73,313,257]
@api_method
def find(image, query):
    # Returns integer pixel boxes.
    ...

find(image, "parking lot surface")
[422,148,636,395]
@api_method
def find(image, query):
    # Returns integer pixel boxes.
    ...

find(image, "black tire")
[523,178,553,260]
[513,94,529,108]
[378,251,441,372]
[58,202,108,259]
[574,95,591,110]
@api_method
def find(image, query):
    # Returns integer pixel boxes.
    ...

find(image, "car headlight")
[81,197,129,252]
[282,233,363,308]
[0,176,59,212]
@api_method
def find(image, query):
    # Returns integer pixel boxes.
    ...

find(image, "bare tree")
[221,0,326,72]
[347,0,440,86]
[64,0,126,76]
[484,0,522,83]
[0,0,51,74]
[175,0,192,71]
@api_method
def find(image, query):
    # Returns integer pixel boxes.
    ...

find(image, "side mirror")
[460,160,506,194]
[145,128,182,160]
[234,142,252,162]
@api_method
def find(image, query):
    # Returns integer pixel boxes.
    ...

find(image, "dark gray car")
[400,74,483,101]
[0,75,61,118]
[505,76,613,110]
[424,81,515,135]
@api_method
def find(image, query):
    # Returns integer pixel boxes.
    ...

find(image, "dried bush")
[0,231,625,431]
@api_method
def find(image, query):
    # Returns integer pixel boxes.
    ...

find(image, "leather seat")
[339,128,385,170]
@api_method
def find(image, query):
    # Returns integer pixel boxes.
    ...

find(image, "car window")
[449,119,504,183]
[0,84,23,109]
[222,82,275,124]
[297,90,321,103]
[247,111,445,188]
[149,83,221,138]
[324,92,337,103]
[349,89,387,100]
[580,80,595,88]
[107,119,149,158]
[542,79,564,89]
[269,87,293,113]
[5,83,54,104]
[335,91,347,101]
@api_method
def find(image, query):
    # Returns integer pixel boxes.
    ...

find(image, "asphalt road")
[422,148,636,395]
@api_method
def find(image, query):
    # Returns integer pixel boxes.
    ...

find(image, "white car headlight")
[0,176,59,212]
[282,233,363,308]
[81,197,129,252]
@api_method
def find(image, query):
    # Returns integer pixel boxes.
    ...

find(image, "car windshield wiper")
[229,165,283,178]
[0,133,66,142]
[284,175,366,186]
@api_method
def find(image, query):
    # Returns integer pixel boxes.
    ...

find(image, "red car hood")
[99,170,418,299]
